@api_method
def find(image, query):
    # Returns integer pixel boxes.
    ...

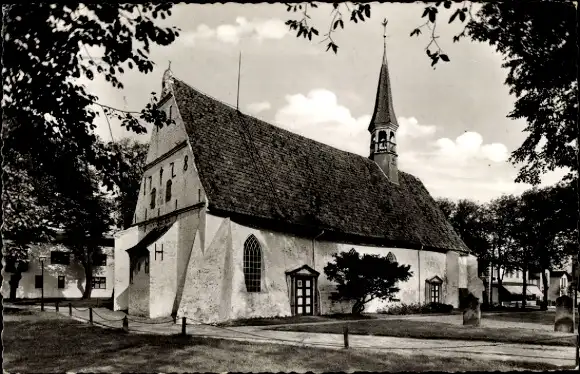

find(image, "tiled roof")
[172,78,470,254]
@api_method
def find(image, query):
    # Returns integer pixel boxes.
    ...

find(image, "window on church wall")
[430,283,441,303]
[170,162,176,177]
[386,252,397,263]
[243,235,262,293]
[148,176,152,191]
[425,277,442,304]
[150,188,157,209]
[166,179,173,202]
[159,168,164,185]
[184,155,189,171]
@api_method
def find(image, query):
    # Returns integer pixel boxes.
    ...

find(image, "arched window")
[386,252,397,263]
[377,131,387,151]
[150,188,156,209]
[183,155,189,171]
[165,179,172,202]
[388,132,396,153]
[243,235,262,292]
[159,168,164,184]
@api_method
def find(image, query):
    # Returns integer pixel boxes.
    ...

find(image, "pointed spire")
[368,18,398,132]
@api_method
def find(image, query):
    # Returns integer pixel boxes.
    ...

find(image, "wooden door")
[295,277,314,316]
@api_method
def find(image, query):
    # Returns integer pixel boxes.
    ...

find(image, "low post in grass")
[89,307,93,325]
[55,301,59,312]
[122,316,129,333]
[68,302,72,316]
[576,334,580,367]
[462,293,481,327]
[182,317,187,336]
[554,295,574,333]
[343,325,349,349]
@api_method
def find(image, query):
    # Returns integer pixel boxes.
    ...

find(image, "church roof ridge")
[169,76,470,254]
[171,77,375,161]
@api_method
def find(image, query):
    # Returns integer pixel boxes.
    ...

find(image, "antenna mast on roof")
[236,51,242,112]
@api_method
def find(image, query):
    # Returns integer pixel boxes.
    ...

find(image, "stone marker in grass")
[554,295,574,333]
[462,293,481,327]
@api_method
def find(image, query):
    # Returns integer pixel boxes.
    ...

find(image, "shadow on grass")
[270,319,577,347]
[2,309,566,373]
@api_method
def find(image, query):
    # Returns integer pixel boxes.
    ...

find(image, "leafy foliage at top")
[324,248,412,314]
[285,2,577,186]
[1,4,178,280]
[468,2,578,184]
[2,3,179,190]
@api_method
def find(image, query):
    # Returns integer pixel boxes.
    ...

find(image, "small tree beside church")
[324,249,413,314]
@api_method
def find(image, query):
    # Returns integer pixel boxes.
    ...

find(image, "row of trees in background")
[436,181,578,310]
[2,134,148,299]
[2,3,175,299]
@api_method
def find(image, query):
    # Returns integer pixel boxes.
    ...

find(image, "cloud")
[434,131,509,163]
[397,117,436,138]
[247,101,271,114]
[271,88,565,202]
[274,89,370,155]
[273,89,437,157]
[181,17,288,45]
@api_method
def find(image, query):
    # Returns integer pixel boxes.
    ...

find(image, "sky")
[82,3,568,203]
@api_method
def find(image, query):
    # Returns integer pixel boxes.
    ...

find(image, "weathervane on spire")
[382,18,389,63]
[382,18,388,38]
[162,60,174,96]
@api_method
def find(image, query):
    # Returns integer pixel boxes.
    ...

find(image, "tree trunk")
[352,300,365,315]
[541,268,549,311]
[82,263,93,299]
[9,271,22,300]
[522,267,527,309]
[488,263,493,306]
[496,266,503,305]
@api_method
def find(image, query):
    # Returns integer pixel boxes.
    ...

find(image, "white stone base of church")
[114,211,483,323]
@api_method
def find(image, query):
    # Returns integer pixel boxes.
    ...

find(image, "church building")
[113,38,483,322]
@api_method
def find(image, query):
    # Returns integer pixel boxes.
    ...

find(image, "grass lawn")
[3,309,562,372]
[485,310,580,326]
[270,319,576,347]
